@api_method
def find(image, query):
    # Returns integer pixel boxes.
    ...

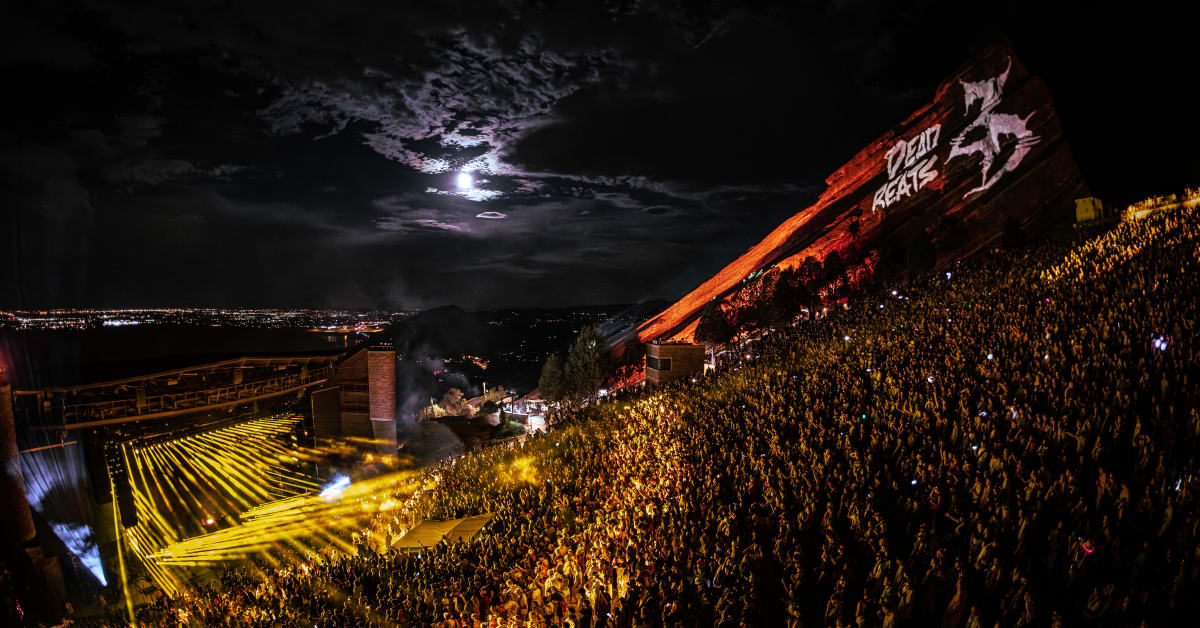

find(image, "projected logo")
[873,57,1042,213]
[947,58,1041,197]
[872,124,942,213]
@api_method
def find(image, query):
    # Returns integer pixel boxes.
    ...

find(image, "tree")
[564,325,609,400]
[694,300,735,346]
[479,386,506,405]
[476,400,499,417]
[848,219,861,241]
[795,256,824,318]
[491,415,525,440]
[796,256,823,286]
[538,353,566,402]
[440,388,467,416]
[418,402,447,420]
[732,301,760,337]
[823,251,847,286]
[766,269,810,329]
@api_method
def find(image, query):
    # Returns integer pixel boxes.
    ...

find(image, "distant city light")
[102,319,141,326]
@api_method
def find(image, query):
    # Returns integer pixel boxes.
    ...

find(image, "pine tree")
[695,301,734,345]
[538,353,566,402]
[564,325,609,400]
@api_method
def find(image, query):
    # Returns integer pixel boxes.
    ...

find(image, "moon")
[456,171,473,189]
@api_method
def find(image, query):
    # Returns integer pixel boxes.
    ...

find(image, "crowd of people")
[71,202,1199,626]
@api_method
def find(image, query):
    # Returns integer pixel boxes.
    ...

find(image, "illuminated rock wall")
[638,44,1088,342]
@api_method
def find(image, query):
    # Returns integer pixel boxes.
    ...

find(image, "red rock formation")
[639,43,1088,342]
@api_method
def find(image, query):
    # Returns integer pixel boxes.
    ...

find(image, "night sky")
[3,1,1195,310]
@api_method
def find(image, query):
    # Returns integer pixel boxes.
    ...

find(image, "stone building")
[644,342,705,385]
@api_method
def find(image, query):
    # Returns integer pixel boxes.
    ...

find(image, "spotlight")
[320,475,351,502]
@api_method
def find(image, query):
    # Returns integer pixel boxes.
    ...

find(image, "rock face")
[638,43,1088,342]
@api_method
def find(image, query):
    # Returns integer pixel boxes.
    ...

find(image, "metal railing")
[55,366,333,423]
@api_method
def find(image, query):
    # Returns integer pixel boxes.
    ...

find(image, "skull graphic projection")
[947,58,1041,198]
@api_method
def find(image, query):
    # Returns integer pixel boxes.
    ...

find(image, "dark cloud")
[3,1,1197,309]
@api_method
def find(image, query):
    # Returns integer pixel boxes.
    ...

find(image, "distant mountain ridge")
[388,302,665,360]
[386,301,668,394]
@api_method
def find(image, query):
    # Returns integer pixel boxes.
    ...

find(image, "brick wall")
[367,348,396,421]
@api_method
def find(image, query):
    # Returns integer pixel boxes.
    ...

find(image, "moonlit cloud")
[475,211,508,219]
[415,218,469,233]
[459,188,503,202]
[256,29,631,193]
[425,186,504,202]
[593,191,643,209]
[375,216,470,235]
